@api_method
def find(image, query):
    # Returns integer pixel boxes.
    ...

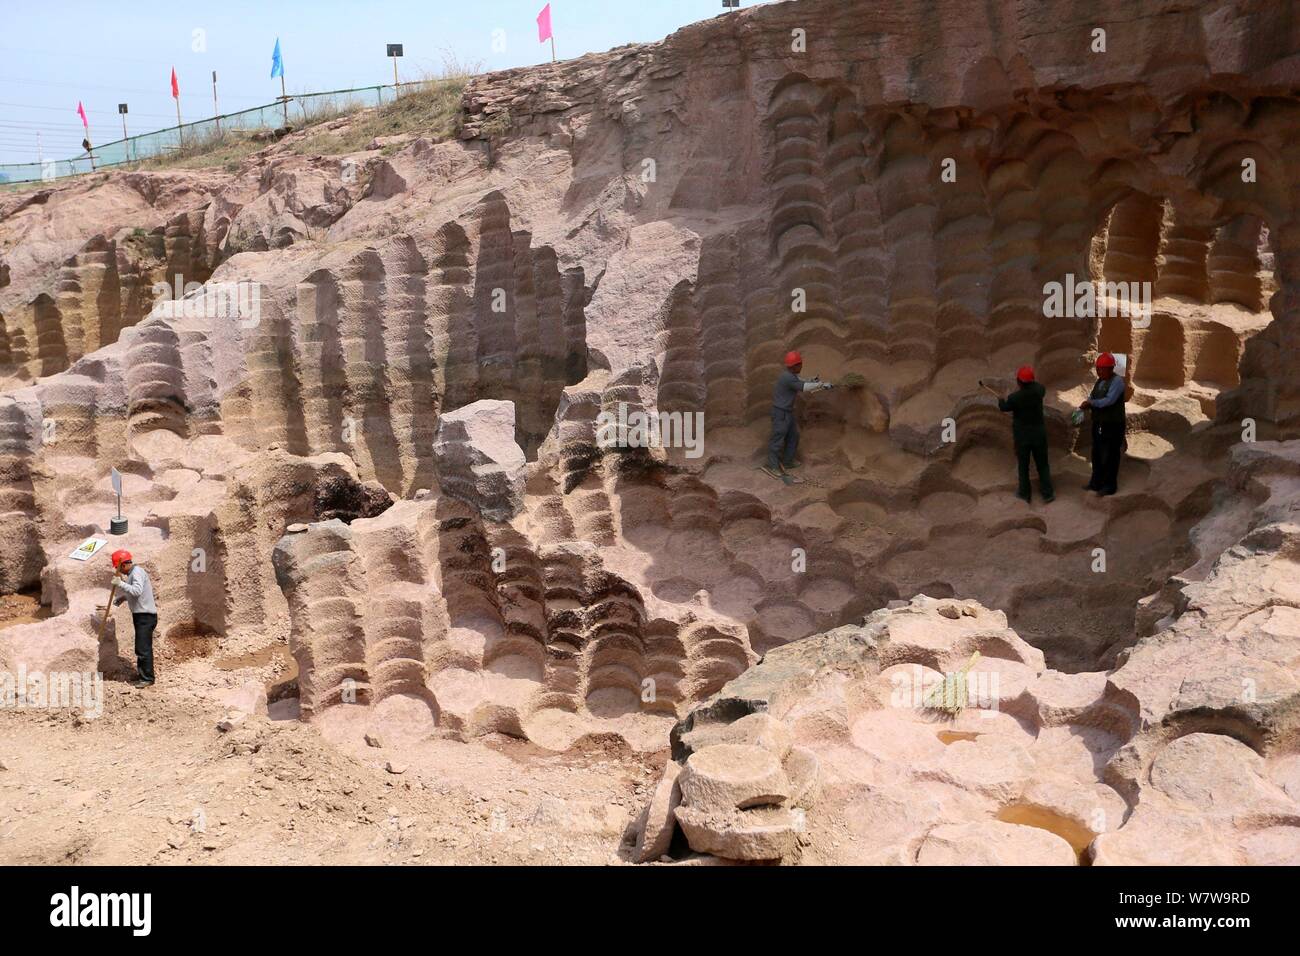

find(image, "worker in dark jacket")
[984,366,1054,504]
[1079,352,1126,496]
[764,349,832,480]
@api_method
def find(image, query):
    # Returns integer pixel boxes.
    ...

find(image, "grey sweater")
[115,566,157,614]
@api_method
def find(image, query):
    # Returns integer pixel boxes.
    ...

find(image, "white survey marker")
[69,536,108,561]
[110,466,123,495]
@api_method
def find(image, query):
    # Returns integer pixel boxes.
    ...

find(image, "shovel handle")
[98,580,117,639]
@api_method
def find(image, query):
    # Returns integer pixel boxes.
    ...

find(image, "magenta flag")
[76,101,88,129]
[537,3,553,43]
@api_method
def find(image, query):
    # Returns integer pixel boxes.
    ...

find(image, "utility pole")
[212,71,220,135]
[36,131,42,165]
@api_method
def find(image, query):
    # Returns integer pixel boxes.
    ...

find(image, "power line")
[0,43,190,67]
[0,100,179,120]
[0,137,87,146]
[0,120,92,131]
[0,73,270,102]
[0,132,86,140]
[0,129,86,140]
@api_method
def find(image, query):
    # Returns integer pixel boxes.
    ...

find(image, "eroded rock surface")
[633,443,1300,863]
[1,0,1298,867]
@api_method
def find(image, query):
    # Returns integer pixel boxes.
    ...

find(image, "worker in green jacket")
[984,365,1054,504]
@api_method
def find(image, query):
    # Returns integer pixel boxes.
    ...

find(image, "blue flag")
[271,38,284,79]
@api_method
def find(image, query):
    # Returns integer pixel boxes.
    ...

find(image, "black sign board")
[118,103,128,114]
[387,44,403,57]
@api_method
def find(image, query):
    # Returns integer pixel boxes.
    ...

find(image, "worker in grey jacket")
[765,349,832,479]
[111,549,157,687]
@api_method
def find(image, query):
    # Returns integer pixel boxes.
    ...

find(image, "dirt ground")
[0,592,49,630]
[0,671,661,865]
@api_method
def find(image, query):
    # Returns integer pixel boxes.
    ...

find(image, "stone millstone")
[674,805,800,861]
[680,712,794,761]
[634,760,683,863]
[680,743,791,811]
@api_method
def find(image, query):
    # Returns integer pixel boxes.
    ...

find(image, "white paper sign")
[110,467,123,496]
[69,537,108,562]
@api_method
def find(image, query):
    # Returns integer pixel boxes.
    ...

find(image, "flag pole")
[213,71,221,135]
[550,36,556,62]
[79,105,95,170]
[280,75,288,127]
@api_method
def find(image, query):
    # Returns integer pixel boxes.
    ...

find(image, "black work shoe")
[1042,494,1056,503]
[132,678,155,688]
[1015,492,1031,503]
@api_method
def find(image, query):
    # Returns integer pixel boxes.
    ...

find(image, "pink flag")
[170,68,180,99]
[76,100,88,129]
[537,3,553,43]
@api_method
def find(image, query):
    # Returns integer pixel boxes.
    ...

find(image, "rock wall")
[0,1,1297,868]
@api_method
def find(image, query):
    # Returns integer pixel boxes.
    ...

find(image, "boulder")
[431,400,527,521]
[218,680,268,718]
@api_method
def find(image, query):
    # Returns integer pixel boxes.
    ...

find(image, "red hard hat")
[1096,352,1116,369]
[1016,365,1035,383]
[784,350,802,368]
[111,549,132,569]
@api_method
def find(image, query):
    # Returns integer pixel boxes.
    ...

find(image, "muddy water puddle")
[996,803,1094,864]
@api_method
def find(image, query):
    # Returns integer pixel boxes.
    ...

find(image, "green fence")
[0,83,422,186]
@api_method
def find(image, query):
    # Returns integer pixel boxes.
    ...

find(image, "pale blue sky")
[0,1,747,164]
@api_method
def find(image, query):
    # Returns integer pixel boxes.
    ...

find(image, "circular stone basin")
[798,576,855,613]
[755,600,815,645]
[706,574,767,618]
